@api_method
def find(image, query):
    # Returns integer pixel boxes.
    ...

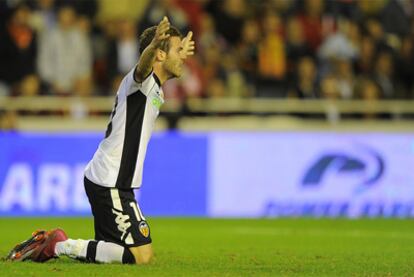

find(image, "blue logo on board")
[302,145,385,193]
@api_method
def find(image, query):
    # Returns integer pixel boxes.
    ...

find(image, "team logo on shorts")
[139,221,150,238]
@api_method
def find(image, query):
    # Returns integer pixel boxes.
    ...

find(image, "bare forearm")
[135,43,157,82]
[135,16,171,82]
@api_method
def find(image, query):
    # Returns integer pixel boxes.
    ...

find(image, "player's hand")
[152,16,170,48]
[180,31,195,59]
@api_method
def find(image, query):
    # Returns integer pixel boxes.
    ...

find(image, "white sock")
[95,241,125,263]
[55,239,134,264]
[55,239,89,259]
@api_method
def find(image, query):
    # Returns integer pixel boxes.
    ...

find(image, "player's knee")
[129,244,153,265]
[135,251,153,265]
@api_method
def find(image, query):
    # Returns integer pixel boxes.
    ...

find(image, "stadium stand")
[1,0,414,130]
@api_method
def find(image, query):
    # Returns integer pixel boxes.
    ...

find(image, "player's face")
[163,36,184,78]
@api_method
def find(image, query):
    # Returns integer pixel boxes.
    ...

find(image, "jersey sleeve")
[126,66,156,97]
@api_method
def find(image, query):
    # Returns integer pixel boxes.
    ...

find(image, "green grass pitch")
[1,218,414,276]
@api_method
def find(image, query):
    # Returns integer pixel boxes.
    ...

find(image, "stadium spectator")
[285,16,313,73]
[197,13,227,98]
[30,0,57,36]
[289,56,318,99]
[71,0,98,21]
[206,0,247,46]
[320,73,341,122]
[357,0,387,16]
[380,0,412,37]
[257,10,286,97]
[318,19,360,62]
[237,18,260,94]
[334,58,355,99]
[320,73,340,99]
[196,13,226,57]
[206,78,226,98]
[328,0,360,20]
[202,44,226,98]
[285,14,313,93]
[106,19,139,93]
[396,35,414,98]
[174,0,206,36]
[222,52,249,97]
[297,0,326,51]
[355,35,376,76]
[372,50,396,99]
[139,0,190,34]
[0,3,39,96]
[363,17,390,52]
[37,4,92,96]
[355,77,381,119]
[356,77,380,101]
[96,0,148,24]
[0,0,413,105]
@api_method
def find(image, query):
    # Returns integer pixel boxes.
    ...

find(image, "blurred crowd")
[1,0,414,103]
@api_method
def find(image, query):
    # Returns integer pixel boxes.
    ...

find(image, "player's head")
[139,26,184,79]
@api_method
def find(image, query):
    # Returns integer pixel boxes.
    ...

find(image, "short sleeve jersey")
[84,67,164,189]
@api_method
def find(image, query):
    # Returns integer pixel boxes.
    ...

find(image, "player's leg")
[8,178,152,264]
[55,179,152,264]
[6,228,136,264]
[119,188,153,264]
[54,237,136,264]
[83,177,153,264]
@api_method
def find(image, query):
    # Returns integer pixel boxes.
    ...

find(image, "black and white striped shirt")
[85,67,164,189]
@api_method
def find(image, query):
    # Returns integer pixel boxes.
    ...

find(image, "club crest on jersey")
[139,221,150,238]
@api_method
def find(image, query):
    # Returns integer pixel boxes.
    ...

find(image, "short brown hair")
[138,25,182,54]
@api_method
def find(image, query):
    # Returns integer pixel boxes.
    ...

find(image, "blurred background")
[1,0,414,218]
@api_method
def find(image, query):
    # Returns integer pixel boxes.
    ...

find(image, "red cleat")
[6,230,48,261]
[31,228,68,263]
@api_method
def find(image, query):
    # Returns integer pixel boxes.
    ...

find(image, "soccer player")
[6,16,195,264]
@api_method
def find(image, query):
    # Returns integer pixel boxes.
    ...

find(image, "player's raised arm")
[135,16,171,82]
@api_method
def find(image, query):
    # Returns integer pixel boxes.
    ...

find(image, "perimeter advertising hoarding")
[1,132,413,217]
[209,133,414,217]
[0,132,207,216]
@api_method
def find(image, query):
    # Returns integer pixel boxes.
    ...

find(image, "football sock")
[55,239,135,264]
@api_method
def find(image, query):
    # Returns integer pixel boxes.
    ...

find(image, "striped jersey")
[84,67,164,189]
